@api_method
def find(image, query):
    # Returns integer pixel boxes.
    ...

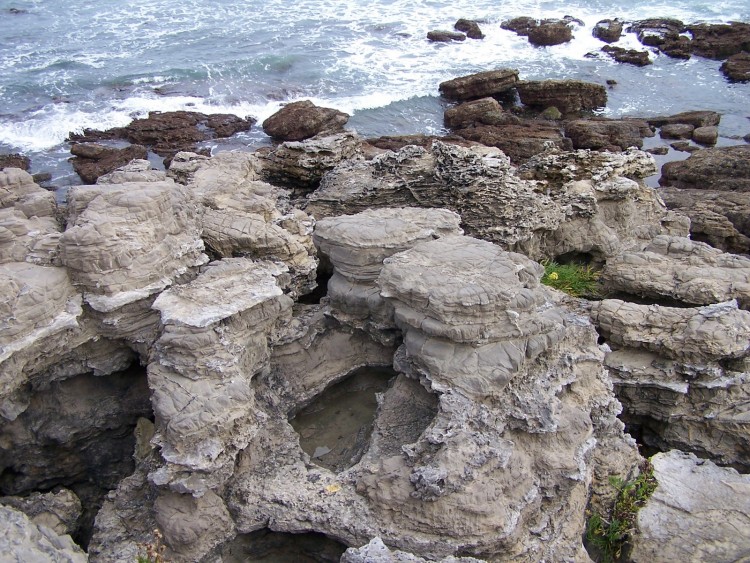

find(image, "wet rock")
[0,489,82,537]
[630,451,750,562]
[452,120,571,163]
[646,110,720,129]
[454,18,484,39]
[720,52,750,81]
[630,18,685,47]
[602,45,651,66]
[659,145,750,191]
[659,123,694,139]
[69,143,148,184]
[438,68,519,101]
[592,19,623,43]
[692,125,718,145]
[658,186,750,254]
[659,35,693,59]
[427,30,466,42]
[646,146,669,155]
[528,21,573,46]
[262,100,349,141]
[601,235,750,307]
[443,97,508,129]
[500,16,537,36]
[0,153,30,171]
[516,79,607,114]
[0,505,86,563]
[669,141,698,153]
[687,22,750,59]
[564,119,653,151]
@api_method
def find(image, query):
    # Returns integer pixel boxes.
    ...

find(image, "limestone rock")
[660,144,750,192]
[342,537,483,562]
[646,110,720,129]
[438,69,519,101]
[262,100,349,141]
[630,451,750,563]
[0,167,57,219]
[516,80,607,114]
[564,119,653,151]
[0,504,86,562]
[721,52,750,81]
[592,19,623,43]
[601,235,750,307]
[0,489,82,537]
[96,159,167,184]
[0,208,61,265]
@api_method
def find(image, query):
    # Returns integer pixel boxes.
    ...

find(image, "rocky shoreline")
[2,13,750,563]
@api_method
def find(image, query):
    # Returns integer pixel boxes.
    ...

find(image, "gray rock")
[0,489,82,537]
[0,505,86,562]
[659,123,694,139]
[692,125,718,145]
[342,537,483,562]
[96,159,166,184]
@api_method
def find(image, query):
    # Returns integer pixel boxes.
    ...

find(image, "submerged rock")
[602,45,652,66]
[721,52,750,81]
[528,21,573,46]
[427,30,466,42]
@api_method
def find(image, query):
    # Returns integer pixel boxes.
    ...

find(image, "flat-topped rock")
[516,79,607,114]
[659,145,750,192]
[438,69,519,101]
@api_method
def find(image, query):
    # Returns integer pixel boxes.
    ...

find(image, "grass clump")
[137,529,167,563]
[585,460,658,562]
[541,260,601,298]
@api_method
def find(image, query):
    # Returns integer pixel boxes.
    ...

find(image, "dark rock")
[660,35,693,59]
[602,45,651,66]
[455,19,484,39]
[592,19,623,43]
[528,22,573,46]
[669,141,699,152]
[646,146,669,155]
[647,111,721,129]
[745,133,750,144]
[630,18,685,46]
[687,22,750,59]
[606,79,618,85]
[444,97,512,129]
[500,17,537,36]
[363,134,475,154]
[692,126,719,145]
[659,145,750,191]
[516,80,607,114]
[660,123,695,139]
[453,120,572,163]
[262,100,349,142]
[427,30,466,42]
[721,52,750,82]
[69,143,148,184]
[438,69,519,101]
[540,106,562,120]
[0,153,30,171]
[564,119,653,151]
[562,15,585,27]
[658,187,750,254]
[31,172,53,184]
[69,111,254,157]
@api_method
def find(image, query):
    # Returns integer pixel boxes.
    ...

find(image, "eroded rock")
[438,69,519,101]
[0,505,86,563]
[721,52,750,81]
[516,80,607,114]
[592,19,623,43]
[659,145,750,192]
[262,100,349,142]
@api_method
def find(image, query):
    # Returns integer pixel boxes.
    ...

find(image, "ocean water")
[1,0,749,184]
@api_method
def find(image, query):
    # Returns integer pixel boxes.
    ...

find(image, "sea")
[1,0,749,187]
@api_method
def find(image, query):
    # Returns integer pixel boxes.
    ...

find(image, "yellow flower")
[324,483,341,494]
[549,271,559,280]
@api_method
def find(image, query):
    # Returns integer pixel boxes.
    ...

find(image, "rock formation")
[262,100,349,141]
[438,69,519,101]
[660,144,750,192]
[592,19,623,43]
[0,504,87,562]
[516,79,607,114]
[69,143,148,184]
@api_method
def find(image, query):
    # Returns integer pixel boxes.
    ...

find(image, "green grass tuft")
[541,260,601,298]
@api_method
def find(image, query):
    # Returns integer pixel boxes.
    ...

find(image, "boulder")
[691,125,718,145]
[602,45,651,66]
[687,22,750,59]
[0,505,86,563]
[592,19,623,43]
[500,16,537,36]
[516,79,607,114]
[438,68,519,101]
[443,97,508,129]
[659,145,750,192]
[0,153,30,171]
[452,120,572,163]
[564,119,653,151]
[527,21,573,46]
[630,451,750,563]
[720,52,750,81]
[95,159,166,184]
[69,143,148,184]
[262,100,349,141]
[630,18,685,47]
[0,489,82,537]
[427,30,466,42]
[659,123,694,139]
[454,18,484,39]
[646,110,720,129]
[659,35,692,59]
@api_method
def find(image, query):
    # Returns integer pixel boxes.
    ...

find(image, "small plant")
[585,460,658,562]
[541,260,601,298]
[137,528,167,563]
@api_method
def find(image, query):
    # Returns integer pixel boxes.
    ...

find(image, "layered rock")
[262,100,349,141]
[563,119,653,151]
[0,489,82,537]
[528,21,573,46]
[592,19,623,43]
[0,504,86,562]
[96,159,167,185]
[516,80,607,114]
[438,69,519,101]
[601,45,651,66]
[630,451,750,562]
[721,52,750,81]
[659,145,750,192]
[69,143,148,184]
[687,22,750,59]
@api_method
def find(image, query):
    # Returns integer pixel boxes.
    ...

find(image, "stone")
[601,45,651,66]
[646,110,720,129]
[452,120,571,162]
[500,16,537,36]
[262,100,349,141]
[69,143,148,184]
[0,489,82,537]
[600,235,750,308]
[659,35,693,59]
[438,69,519,101]
[659,123,694,139]
[687,22,750,59]
[691,125,718,145]
[527,22,573,46]
[443,97,507,129]
[592,19,623,43]
[0,504,86,562]
[659,145,750,192]
[454,19,484,39]
[96,159,167,184]
[342,537,483,562]
[516,80,607,114]
[630,451,750,563]
[0,153,31,170]
[669,141,698,153]
[720,52,750,82]
[630,18,685,47]
[427,30,466,42]
[564,119,653,151]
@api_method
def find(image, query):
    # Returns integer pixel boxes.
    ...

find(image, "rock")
[646,146,668,155]
[720,52,750,81]
[452,120,572,163]
[592,19,623,43]
[500,16,537,36]
[0,489,82,537]
[659,35,693,59]
[669,141,698,153]
[95,159,166,184]
[564,119,654,151]
[527,21,573,46]
[69,143,148,184]
[630,451,750,562]
[646,110,720,129]
[659,123,694,139]
[258,131,362,192]
[591,299,750,468]
[659,145,750,192]
[658,186,750,254]
[443,97,508,129]
[687,22,750,59]
[342,537,483,562]
[0,153,31,170]
[516,80,607,114]
[427,30,466,42]
[600,235,750,308]
[0,505,86,562]
[262,100,349,141]
[438,68,519,101]
[692,125,718,145]
[454,19,484,39]
[630,18,685,47]
[602,45,651,66]
[363,134,475,155]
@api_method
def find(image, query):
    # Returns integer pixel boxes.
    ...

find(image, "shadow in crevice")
[222,529,348,562]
